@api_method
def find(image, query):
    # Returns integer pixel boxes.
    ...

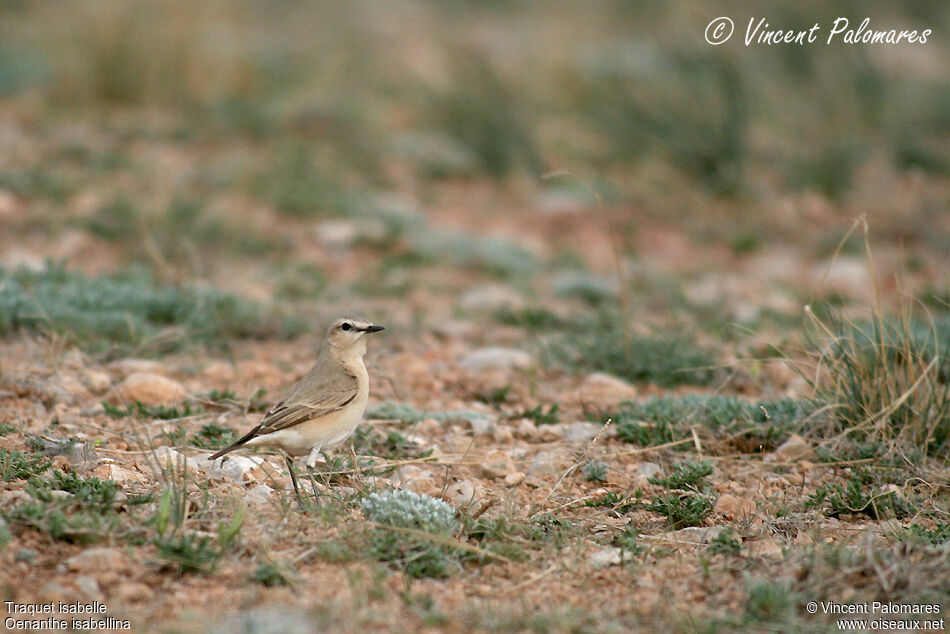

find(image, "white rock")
[665,526,727,544]
[113,582,153,604]
[81,370,112,394]
[108,359,169,377]
[572,373,638,408]
[314,220,360,248]
[106,373,185,407]
[38,582,79,604]
[445,480,476,506]
[589,547,623,569]
[504,471,525,487]
[744,538,782,558]
[535,187,592,215]
[551,271,618,300]
[55,374,91,401]
[74,575,103,601]
[394,465,439,495]
[3,248,44,271]
[562,422,602,443]
[814,257,872,299]
[714,494,757,521]
[767,434,813,462]
[466,414,497,436]
[91,464,149,488]
[459,284,524,312]
[65,547,131,573]
[151,446,186,469]
[460,348,532,371]
[528,451,561,477]
[246,484,275,506]
[0,188,21,219]
[637,462,661,478]
[480,450,515,480]
[206,454,264,482]
[203,361,235,383]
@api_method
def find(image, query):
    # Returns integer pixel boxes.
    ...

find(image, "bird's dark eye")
[341,322,352,331]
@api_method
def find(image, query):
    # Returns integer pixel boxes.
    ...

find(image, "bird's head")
[325,316,385,356]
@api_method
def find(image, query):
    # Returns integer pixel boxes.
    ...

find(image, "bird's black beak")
[362,324,385,333]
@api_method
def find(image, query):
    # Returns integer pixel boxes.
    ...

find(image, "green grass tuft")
[0,263,303,351]
[425,54,541,179]
[548,319,719,388]
[252,561,296,587]
[612,395,811,449]
[104,401,196,420]
[0,449,52,481]
[649,460,713,491]
[805,301,950,457]
[804,474,913,520]
[646,494,713,529]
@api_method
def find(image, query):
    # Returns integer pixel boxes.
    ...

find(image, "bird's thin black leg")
[284,454,305,510]
[306,465,321,506]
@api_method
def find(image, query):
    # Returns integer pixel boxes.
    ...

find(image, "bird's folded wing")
[257,371,359,434]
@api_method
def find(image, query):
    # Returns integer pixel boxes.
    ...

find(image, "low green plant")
[0,449,52,481]
[708,529,741,556]
[405,226,537,279]
[190,424,238,450]
[352,426,432,462]
[616,525,645,557]
[252,561,296,587]
[31,470,118,511]
[254,143,359,218]
[361,490,461,579]
[150,469,247,575]
[6,502,120,544]
[425,54,541,178]
[804,297,950,457]
[646,494,713,529]
[612,395,811,449]
[494,307,566,331]
[649,460,713,491]
[527,514,576,550]
[153,534,222,575]
[897,523,950,546]
[476,385,511,406]
[465,515,532,562]
[804,477,912,520]
[104,401,196,420]
[576,54,747,194]
[744,580,794,624]
[521,404,560,426]
[4,469,149,544]
[584,491,624,508]
[0,263,303,351]
[204,389,237,404]
[549,318,719,388]
[581,460,609,483]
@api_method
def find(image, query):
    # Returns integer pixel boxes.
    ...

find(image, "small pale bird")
[209,316,384,501]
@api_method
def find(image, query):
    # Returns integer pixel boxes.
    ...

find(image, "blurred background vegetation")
[0,0,948,359]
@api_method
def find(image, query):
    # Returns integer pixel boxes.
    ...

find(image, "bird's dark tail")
[208,425,261,460]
